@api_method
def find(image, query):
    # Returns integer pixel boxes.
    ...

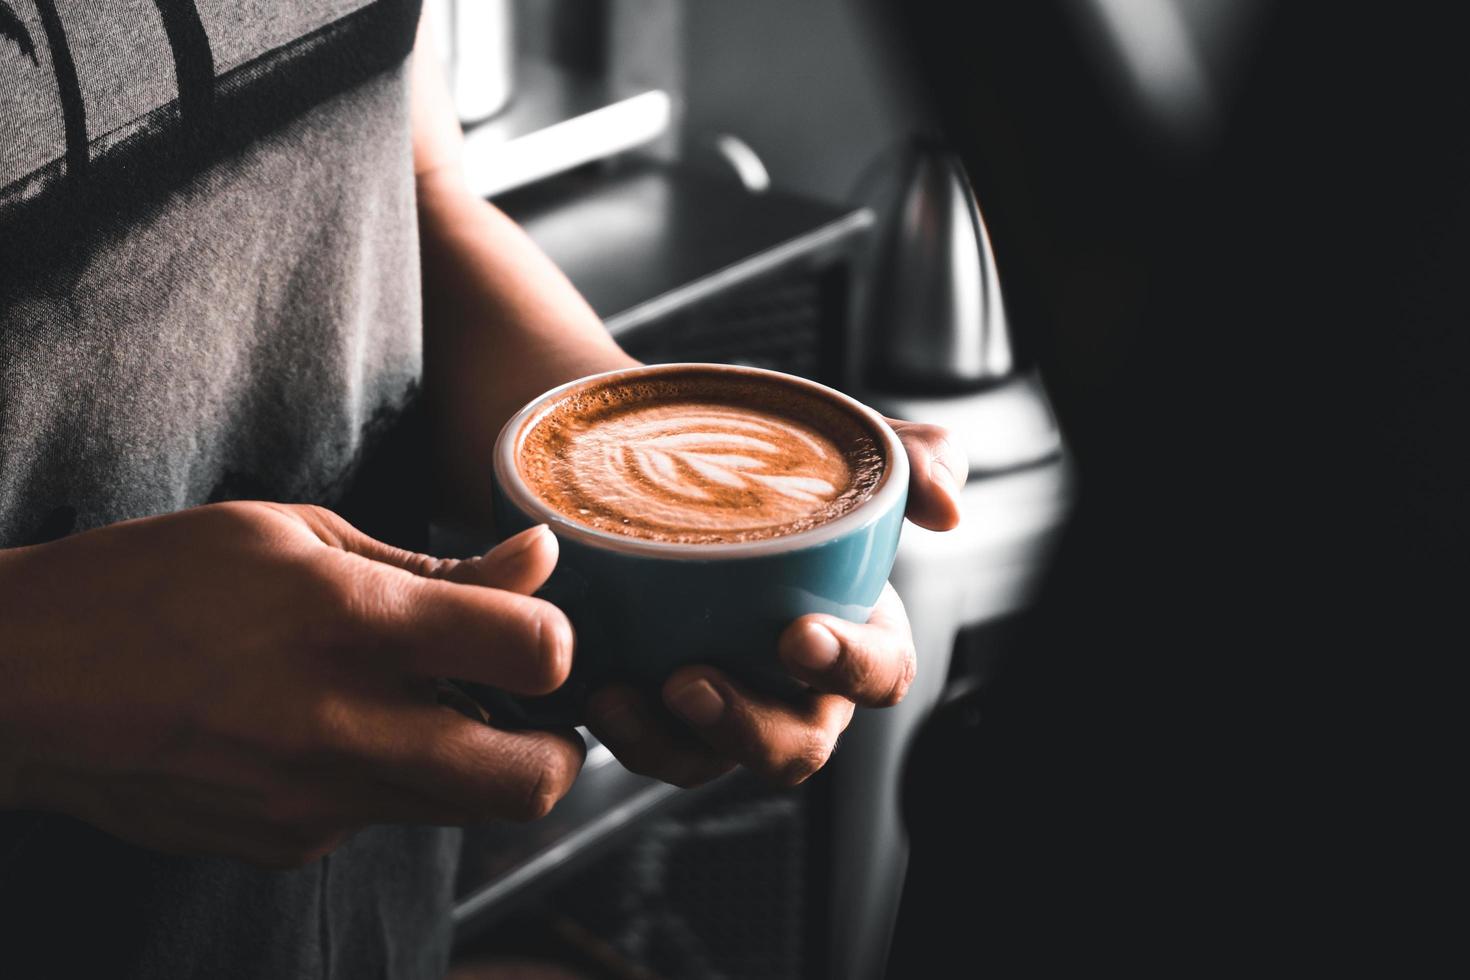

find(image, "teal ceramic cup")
[470,363,908,727]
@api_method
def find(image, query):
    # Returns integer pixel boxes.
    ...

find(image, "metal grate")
[547,777,808,980]
[618,273,828,381]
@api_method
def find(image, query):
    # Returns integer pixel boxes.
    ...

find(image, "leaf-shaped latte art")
[621,413,839,505]
[536,402,861,538]
[520,376,886,544]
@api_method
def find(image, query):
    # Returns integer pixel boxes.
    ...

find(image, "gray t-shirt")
[1,1,458,975]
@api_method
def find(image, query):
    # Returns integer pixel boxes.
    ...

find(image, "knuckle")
[204,499,272,530]
[510,743,578,822]
[876,650,918,708]
[844,646,882,696]
[522,783,559,822]
[400,551,451,579]
[934,433,967,479]
[282,504,344,544]
[314,565,403,650]
[900,421,947,452]
[515,769,560,822]
[922,424,956,452]
[298,504,337,528]
[777,732,834,787]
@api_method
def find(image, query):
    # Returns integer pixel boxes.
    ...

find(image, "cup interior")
[493,363,909,559]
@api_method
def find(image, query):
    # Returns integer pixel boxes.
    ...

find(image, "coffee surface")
[518,370,886,544]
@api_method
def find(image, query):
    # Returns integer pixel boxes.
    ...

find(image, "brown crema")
[517,368,887,544]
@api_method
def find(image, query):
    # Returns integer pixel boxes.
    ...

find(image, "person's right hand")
[0,503,582,868]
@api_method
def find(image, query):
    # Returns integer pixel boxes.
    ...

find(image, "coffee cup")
[465,362,908,727]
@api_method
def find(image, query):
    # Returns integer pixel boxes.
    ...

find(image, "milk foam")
[518,371,885,544]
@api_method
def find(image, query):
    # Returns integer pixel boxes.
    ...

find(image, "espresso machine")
[437,5,1074,976]
[822,142,1072,980]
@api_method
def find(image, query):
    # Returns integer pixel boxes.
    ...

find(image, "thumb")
[437,525,558,596]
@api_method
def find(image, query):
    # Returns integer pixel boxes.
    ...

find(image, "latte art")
[567,403,850,531]
[517,370,886,544]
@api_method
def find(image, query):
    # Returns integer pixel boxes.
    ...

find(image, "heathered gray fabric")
[0,65,422,545]
[0,2,460,977]
[57,1,178,144]
[201,0,372,74]
[0,7,67,186]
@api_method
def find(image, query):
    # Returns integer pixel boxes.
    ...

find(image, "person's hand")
[0,503,583,867]
[586,419,967,787]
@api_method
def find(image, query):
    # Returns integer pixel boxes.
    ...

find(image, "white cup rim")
[492,363,910,560]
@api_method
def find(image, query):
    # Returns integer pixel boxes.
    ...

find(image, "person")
[0,1,966,976]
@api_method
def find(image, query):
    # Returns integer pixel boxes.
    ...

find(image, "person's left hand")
[586,419,967,787]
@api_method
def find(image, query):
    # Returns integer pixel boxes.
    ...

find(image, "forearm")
[418,173,638,526]
[410,6,635,524]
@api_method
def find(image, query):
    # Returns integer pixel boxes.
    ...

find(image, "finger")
[355,702,585,824]
[306,512,571,692]
[776,582,917,708]
[887,419,967,531]
[661,668,855,787]
[287,504,461,577]
[586,686,736,789]
[290,505,560,597]
[353,561,574,695]
[436,525,558,595]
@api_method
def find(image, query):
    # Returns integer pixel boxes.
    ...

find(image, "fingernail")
[669,679,725,727]
[487,524,549,559]
[791,622,841,671]
[596,702,641,744]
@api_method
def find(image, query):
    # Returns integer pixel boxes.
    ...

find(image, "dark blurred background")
[886,1,1464,974]
[435,2,1462,975]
